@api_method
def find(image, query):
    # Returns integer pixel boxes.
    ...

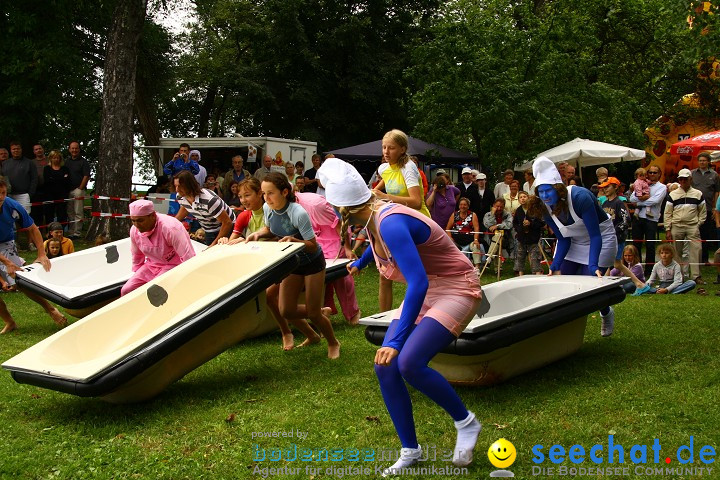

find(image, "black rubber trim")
[7,254,300,397]
[16,275,124,310]
[364,285,626,356]
[324,262,349,284]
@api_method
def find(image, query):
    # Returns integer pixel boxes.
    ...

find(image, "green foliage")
[0,0,177,165]
[0,0,105,153]
[408,0,704,176]
[171,0,441,149]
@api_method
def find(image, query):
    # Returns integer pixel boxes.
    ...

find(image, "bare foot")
[348,310,361,326]
[298,335,321,348]
[49,308,68,328]
[321,307,333,318]
[1,321,17,334]
[327,341,341,359]
[282,332,295,351]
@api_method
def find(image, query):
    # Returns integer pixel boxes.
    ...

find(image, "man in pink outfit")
[121,200,196,296]
[296,191,361,324]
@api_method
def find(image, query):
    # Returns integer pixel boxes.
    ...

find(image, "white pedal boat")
[360,275,627,386]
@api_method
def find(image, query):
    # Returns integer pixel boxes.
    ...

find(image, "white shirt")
[194,164,207,186]
[494,182,510,199]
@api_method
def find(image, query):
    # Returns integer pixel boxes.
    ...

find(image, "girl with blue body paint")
[527,157,619,337]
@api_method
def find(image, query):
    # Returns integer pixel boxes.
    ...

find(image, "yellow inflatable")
[643,1,719,182]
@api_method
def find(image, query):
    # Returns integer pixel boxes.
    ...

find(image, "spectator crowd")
[2,133,719,337]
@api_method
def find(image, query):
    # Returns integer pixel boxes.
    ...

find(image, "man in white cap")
[121,199,196,296]
[473,172,495,221]
[664,168,706,284]
[527,156,618,336]
[456,167,481,217]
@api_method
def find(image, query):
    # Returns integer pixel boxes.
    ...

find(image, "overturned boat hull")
[361,275,627,386]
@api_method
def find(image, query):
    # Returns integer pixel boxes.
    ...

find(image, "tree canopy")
[1,0,716,179]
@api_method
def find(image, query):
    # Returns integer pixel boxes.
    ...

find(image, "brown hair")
[238,177,262,195]
[45,238,63,257]
[175,170,202,197]
[526,183,569,218]
[262,172,295,203]
[656,242,677,260]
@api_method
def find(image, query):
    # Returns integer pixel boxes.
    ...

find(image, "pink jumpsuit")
[295,192,360,321]
[121,214,196,296]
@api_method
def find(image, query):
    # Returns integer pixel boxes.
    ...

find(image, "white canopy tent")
[515,138,646,172]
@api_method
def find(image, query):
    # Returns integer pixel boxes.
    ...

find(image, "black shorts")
[292,253,326,276]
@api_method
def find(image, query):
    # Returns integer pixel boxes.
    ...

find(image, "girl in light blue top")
[245,172,340,359]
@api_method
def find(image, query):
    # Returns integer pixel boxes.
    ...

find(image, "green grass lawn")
[0,245,719,479]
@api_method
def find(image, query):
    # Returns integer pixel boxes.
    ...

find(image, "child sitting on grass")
[44,238,63,259]
[43,222,74,255]
[634,243,695,295]
[609,245,645,294]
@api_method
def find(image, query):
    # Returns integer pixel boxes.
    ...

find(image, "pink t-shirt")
[295,192,342,259]
[633,178,650,198]
[130,213,196,273]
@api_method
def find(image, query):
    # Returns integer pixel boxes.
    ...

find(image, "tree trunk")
[87,0,147,242]
[134,72,161,170]
[198,82,218,137]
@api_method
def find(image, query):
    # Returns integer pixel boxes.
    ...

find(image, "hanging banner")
[247,143,258,163]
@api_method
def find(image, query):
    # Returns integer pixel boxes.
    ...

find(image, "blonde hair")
[48,150,64,166]
[382,129,410,167]
[635,167,647,178]
[338,194,378,246]
[622,244,640,266]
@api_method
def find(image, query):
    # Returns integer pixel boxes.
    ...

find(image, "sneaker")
[382,446,422,477]
[694,277,706,285]
[28,243,37,251]
[600,307,615,337]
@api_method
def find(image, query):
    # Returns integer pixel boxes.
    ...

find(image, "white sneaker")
[382,446,422,477]
[600,307,615,337]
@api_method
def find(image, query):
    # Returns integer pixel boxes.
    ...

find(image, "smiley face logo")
[488,438,517,469]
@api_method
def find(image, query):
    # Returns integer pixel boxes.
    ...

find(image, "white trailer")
[143,135,318,173]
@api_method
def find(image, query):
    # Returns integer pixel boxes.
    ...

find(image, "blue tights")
[374,316,468,448]
[559,260,610,315]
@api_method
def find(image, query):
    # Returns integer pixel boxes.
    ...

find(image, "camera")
[437,180,446,188]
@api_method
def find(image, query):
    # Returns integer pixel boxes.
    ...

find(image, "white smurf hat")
[318,158,372,207]
[532,156,563,187]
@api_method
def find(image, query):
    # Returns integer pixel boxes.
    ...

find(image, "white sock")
[453,411,482,466]
[382,446,422,477]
